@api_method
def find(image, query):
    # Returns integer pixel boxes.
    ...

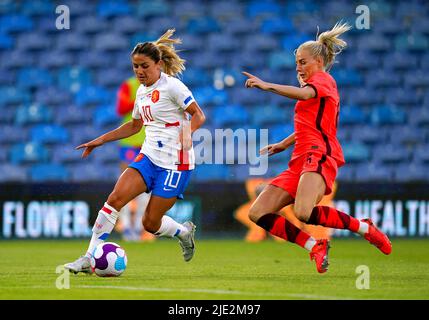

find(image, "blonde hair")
[297,22,351,71]
[131,29,186,76]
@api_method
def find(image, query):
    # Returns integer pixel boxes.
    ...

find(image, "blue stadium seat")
[209,1,244,20]
[112,16,142,34]
[0,69,15,84]
[230,87,269,106]
[9,142,49,164]
[58,67,93,94]
[247,1,281,19]
[354,163,393,182]
[77,51,114,70]
[268,124,294,144]
[374,19,404,35]
[336,165,354,182]
[39,51,73,69]
[0,14,33,33]
[1,50,37,69]
[221,18,258,35]
[75,86,112,107]
[97,0,131,18]
[340,105,367,125]
[212,104,250,127]
[404,70,429,88]
[65,0,96,17]
[30,164,69,182]
[70,125,106,145]
[359,34,390,52]
[230,50,266,69]
[0,107,14,123]
[394,163,428,182]
[409,18,429,35]
[349,126,388,145]
[347,87,384,106]
[193,86,228,106]
[395,34,429,52]
[93,105,120,127]
[136,0,171,18]
[342,142,371,163]
[55,105,91,125]
[193,164,230,182]
[0,125,28,144]
[281,33,312,52]
[0,86,31,106]
[35,86,73,106]
[21,0,54,16]
[383,52,418,70]
[52,144,83,164]
[93,144,119,164]
[385,88,420,106]
[173,1,205,20]
[0,164,27,182]
[268,51,295,69]
[0,0,18,14]
[392,126,423,146]
[331,69,363,86]
[245,34,278,52]
[71,163,120,182]
[366,70,401,88]
[415,144,429,163]
[94,33,128,51]
[16,33,51,50]
[371,105,406,125]
[59,33,89,51]
[182,68,211,87]
[261,17,295,35]
[252,105,288,126]
[30,124,69,144]
[375,144,410,164]
[95,69,127,88]
[208,34,240,52]
[187,17,220,35]
[17,68,53,89]
[75,16,108,34]
[15,103,53,126]
[0,33,13,50]
[368,1,393,18]
[346,51,380,70]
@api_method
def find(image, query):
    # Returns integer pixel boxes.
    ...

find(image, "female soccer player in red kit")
[243,22,391,273]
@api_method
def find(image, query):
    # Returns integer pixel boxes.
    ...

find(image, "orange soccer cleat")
[361,218,392,255]
[309,239,330,274]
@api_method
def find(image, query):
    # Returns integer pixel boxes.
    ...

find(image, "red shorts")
[270,152,338,199]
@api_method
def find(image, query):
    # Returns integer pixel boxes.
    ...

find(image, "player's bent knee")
[294,204,312,222]
[142,216,160,234]
[106,192,125,212]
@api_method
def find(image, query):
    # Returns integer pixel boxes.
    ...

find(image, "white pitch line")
[76,285,356,300]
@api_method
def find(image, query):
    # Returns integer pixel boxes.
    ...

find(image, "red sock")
[308,206,360,232]
[256,213,311,249]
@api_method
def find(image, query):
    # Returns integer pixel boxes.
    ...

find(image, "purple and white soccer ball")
[90,242,127,277]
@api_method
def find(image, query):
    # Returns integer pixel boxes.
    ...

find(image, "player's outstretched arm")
[242,71,316,101]
[260,132,295,156]
[76,118,143,158]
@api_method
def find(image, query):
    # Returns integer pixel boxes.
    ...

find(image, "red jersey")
[292,71,345,167]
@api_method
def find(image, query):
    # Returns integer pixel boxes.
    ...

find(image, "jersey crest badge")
[151,90,160,103]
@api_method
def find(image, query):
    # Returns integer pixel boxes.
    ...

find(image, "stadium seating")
[0,0,427,183]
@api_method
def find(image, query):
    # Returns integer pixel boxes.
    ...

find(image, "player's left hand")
[242,71,268,90]
[178,120,192,151]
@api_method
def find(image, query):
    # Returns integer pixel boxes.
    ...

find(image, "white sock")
[304,237,317,251]
[357,220,369,236]
[85,202,119,258]
[154,215,188,240]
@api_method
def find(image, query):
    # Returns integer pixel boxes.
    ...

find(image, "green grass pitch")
[0,239,428,300]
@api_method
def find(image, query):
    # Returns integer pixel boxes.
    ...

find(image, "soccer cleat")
[309,239,330,274]
[178,221,196,262]
[361,218,392,255]
[64,256,93,275]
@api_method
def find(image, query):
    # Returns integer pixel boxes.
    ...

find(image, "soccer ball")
[90,242,127,277]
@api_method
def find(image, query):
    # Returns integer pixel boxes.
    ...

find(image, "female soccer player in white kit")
[65,29,206,274]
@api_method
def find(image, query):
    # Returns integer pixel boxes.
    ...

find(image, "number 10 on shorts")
[164,170,182,189]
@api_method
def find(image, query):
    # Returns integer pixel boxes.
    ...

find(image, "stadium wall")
[0,182,429,239]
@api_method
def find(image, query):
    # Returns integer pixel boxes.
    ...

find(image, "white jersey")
[132,72,196,171]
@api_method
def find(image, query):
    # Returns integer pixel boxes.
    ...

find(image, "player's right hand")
[76,139,103,158]
[260,143,287,156]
